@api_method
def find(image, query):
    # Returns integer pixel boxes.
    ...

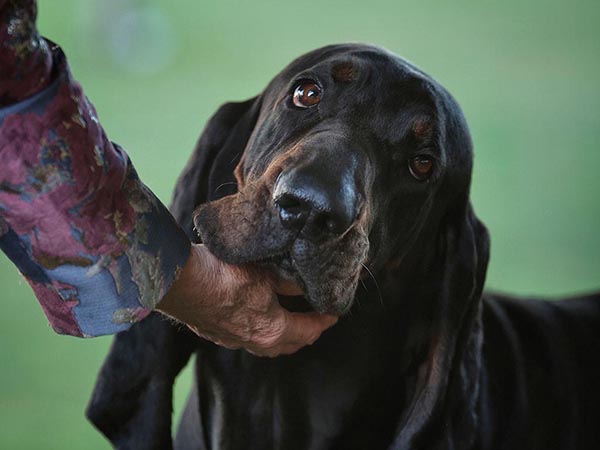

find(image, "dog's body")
[86,45,600,450]
[170,293,600,450]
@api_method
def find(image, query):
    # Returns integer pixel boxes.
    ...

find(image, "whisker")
[361,262,385,310]
[359,278,368,292]
[213,181,238,194]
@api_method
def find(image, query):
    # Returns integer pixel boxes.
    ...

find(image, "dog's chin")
[257,254,358,316]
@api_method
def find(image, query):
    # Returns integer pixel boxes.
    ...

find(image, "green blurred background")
[1,0,598,448]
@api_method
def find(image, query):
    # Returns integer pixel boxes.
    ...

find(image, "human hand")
[156,244,338,357]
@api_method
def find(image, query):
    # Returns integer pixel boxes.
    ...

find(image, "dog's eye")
[292,81,322,108]
[408,156,434,181]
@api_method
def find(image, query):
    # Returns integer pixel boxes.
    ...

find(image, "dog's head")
[191,44,477,315]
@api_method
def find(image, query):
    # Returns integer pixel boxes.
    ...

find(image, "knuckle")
[239,330,253,343]
[249,317,286,348]
[252,331,281,348]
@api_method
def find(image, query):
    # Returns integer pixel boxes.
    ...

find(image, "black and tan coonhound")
[86,44,600,450]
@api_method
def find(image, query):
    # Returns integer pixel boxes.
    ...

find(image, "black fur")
[87,44,600,450]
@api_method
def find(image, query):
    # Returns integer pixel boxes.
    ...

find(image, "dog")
[86,44,600,450]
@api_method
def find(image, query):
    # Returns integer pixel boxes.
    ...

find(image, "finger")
[273,278,304,296]
[247,342,303,358]
[244,311,337,357]
[280,311,338,347]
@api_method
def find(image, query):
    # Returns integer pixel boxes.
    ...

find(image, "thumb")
[280,311,338,347]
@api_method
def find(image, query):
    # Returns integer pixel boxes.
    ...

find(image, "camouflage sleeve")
[0,0,191,336]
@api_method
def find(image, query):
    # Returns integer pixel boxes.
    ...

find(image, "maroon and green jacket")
[0,0,190,337]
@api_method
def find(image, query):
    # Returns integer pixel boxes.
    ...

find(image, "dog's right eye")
[292,81,322,108]
[408,156,434,181]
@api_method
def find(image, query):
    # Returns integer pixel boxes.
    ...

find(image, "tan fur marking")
[412,119,432,140]
[332,61,356,83]
[234,156,246,189]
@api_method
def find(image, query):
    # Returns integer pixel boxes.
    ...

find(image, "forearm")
[0,0,191,336]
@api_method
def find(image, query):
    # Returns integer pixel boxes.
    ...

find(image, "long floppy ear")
[86,314,197,449]
[171,96,262,240]
[86,97,262,449]
[391,200,490,450]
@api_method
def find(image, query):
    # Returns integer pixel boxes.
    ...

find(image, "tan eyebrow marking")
[332,61,357,83]
[412,119,433,140]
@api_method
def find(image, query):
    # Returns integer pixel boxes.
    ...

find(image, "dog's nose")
[273,164,359,239]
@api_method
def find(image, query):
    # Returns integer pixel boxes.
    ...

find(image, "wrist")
[155,242,199,320]
[156,243,234,321]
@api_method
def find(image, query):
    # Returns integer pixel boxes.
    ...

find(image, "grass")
[0,0,598,447]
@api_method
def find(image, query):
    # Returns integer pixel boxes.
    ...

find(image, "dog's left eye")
[408,156,434,181]
[292,81,322,108]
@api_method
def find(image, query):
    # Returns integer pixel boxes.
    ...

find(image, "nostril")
[311,211,352,236]
[276,193,303,211]
[275,193,310,230]
[311,213,333,234]
[324,217,338,234]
